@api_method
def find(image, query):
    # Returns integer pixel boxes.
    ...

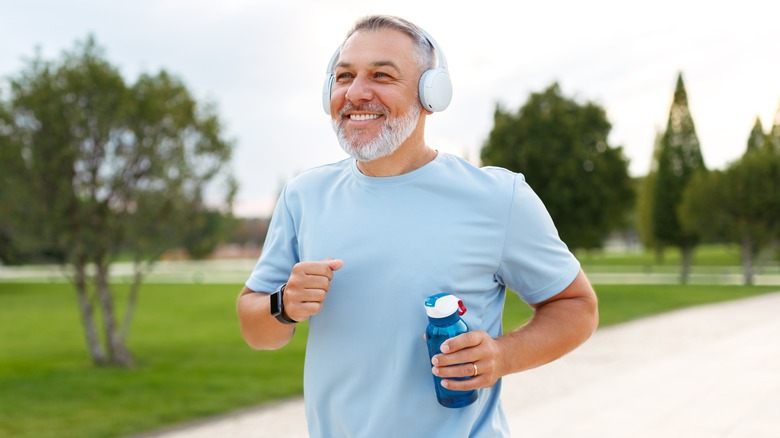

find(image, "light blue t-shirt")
[246,153,580,437]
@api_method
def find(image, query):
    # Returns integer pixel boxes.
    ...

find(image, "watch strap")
[271,284,298,325]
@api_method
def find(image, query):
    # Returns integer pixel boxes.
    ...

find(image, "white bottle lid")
[425,294,466,318]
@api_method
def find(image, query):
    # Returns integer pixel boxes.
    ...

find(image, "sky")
[2,0,779,217]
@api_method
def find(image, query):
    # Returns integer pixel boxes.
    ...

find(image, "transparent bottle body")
[425,314,478,408]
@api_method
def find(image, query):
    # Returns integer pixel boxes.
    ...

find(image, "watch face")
[270,291,282,316]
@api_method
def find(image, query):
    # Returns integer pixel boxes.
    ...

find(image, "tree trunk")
[72,261,107,365]
[741,232,754,286]
[680,246,693,284]
[95,261,134,366]
[118,260,146,351]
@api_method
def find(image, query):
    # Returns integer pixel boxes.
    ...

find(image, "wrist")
[493,333,521,376]
[269,284,298,325]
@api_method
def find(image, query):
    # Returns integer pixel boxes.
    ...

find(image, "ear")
[418,67,452,112]
[322,74,335,115]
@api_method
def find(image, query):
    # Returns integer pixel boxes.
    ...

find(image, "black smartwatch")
[270,284,298,325]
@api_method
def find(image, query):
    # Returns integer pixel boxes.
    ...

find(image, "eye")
[335,72,354,82]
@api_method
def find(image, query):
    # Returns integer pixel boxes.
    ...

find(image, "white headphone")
[321,29,453,115]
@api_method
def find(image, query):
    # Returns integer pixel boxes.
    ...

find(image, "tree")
[0,36,236,366]
[650,73,706,283]
[680,116,780,285]
[480,83,634,250]
[0,96,31,264]
[182,209,236,259]
[768,100,780,153]
[746,117,765,154]
[636,130,665,262]
[680,151,780,285]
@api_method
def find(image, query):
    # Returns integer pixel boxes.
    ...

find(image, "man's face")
[329,29,424,161]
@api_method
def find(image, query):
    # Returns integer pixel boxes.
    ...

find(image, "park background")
[2,1,780,437]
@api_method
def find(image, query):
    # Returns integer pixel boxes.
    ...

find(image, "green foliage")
[651,73,706,250]
[679,124,780,284]
[0,36,236,266]
[746,117,765,153]
[768,101,780,153]
[0,35,237,365]
[480,83,634,250]
[648,73,706,282]
[636,130,664,251]
[678,170,731,240]
[182,210,237,259]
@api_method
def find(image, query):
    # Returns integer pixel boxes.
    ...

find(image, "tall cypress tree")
[768,100,780,154]
[651,72,706,283]
[746,117,765,154]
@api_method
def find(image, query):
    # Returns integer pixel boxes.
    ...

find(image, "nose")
[344,74,373,105]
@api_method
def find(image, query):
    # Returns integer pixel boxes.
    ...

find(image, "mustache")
[338,102,388,117]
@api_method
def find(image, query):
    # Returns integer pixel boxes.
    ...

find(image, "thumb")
[324,258,344,271]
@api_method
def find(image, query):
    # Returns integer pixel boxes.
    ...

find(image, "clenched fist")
[282,258,343,322]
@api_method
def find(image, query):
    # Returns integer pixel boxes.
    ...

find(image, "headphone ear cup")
[322,74,335,115]
[418,67,452,112]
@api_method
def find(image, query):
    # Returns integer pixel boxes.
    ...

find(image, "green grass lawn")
[0,283,308,438]
[578,243,778,268]
[1,281,778,438]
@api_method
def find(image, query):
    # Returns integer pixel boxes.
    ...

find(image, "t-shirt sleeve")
[496,173,581,304]
[245,186,300,294]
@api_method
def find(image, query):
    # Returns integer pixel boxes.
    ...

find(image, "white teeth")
[350,114,381,121]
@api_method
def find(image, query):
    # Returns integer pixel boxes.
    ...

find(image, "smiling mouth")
[349,114,383,121]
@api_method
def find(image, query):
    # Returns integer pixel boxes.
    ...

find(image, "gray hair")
[343,15,435,73]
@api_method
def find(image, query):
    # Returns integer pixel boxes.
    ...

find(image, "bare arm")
[237,286,296,350]
[432,269,598,389]
[237,258,343,350]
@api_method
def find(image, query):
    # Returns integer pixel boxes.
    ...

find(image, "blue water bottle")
[424,292,478,408]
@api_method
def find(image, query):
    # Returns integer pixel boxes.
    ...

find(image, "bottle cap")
[425,293,467,319]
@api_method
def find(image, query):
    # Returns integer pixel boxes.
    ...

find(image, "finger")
[294,261,336,280]
[432,349,474,368]
[303,275,332,292]
[286,286,327,304]
[324,258,344,271]
[441,374,486,391]
[306,258,343,276]
[440,331,484,354]
[285,301,323,321]
[432,362,478,379]
[300,288,328,303]
[288,272,332,293]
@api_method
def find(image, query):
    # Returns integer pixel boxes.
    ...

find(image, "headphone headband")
[420,30,449,71]
[321,28,453,114]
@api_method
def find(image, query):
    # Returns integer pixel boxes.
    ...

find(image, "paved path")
[137,292,780,437]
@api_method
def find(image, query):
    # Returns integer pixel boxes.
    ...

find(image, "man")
[237,15,598,437]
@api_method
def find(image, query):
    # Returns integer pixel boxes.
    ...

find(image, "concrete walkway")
[138,292,780,437]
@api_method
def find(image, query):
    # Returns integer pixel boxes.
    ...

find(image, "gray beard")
[332,102,422,162]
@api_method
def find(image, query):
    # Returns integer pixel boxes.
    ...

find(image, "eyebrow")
[335,60,401,72]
